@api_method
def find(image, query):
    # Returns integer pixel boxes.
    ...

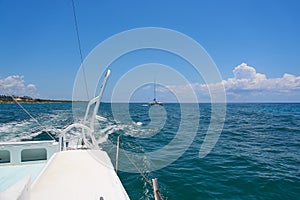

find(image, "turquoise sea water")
[0,103,299,199]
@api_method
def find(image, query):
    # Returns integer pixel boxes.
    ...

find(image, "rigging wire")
[119,138,164,200]
[71,0,90,100]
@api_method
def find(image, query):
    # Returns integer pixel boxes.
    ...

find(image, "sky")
[0,0,299,102]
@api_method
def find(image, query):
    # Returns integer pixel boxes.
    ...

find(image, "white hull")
[0,141,130,200]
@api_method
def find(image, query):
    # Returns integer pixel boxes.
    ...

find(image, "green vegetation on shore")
[0,95,72,103]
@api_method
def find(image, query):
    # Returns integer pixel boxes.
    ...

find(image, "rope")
[71,0,89,100]
[0,86,56,141]
[120,140,165,200]
[123,151,153,187]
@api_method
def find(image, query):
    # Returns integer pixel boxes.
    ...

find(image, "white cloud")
[26,84,36,91]
[0,75,37,97]
[162,63,300,102]
[222,63,300,94]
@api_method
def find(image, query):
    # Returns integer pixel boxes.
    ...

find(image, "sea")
[0,102,299,199]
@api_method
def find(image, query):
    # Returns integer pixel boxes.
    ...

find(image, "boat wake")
[0,109,71,142]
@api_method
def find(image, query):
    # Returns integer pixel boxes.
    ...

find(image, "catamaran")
[1,2,164,199]
[0,70,133,199]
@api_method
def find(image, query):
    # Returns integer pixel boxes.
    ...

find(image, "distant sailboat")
[149,81,163,106]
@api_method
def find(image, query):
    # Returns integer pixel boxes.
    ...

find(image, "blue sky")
[0,0,299,102]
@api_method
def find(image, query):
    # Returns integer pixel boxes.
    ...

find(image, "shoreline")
[0,99,77,103]
[1,101,299,104]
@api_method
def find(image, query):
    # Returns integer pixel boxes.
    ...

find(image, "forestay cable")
[71,0,90,100]
[118,137,164,200]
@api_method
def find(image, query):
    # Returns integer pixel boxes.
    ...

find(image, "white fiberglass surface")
[0,162,45,192]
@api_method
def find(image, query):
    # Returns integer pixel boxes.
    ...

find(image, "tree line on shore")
[0,95,71,103]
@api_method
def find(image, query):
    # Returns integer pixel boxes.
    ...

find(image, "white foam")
[0,120,35,142]
[135,122,143,126]
[0,111,66,142]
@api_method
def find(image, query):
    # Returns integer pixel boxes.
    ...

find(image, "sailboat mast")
[149,79,163,106]
[154,80,156,100]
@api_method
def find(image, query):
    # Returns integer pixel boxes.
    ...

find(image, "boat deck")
[0,162,45,193]
[31,150,130,200]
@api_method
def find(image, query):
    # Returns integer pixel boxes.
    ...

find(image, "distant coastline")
[1,95,299,104]
[0,95,72,103]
